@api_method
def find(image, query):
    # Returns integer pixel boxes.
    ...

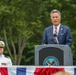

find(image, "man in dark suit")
[42,9,72,47]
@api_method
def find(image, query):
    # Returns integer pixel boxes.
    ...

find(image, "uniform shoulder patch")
[7,56,10,59]
[5,56,11,59]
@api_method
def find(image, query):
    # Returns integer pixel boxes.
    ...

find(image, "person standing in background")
[0,41,12,66]
[42,9,72,47]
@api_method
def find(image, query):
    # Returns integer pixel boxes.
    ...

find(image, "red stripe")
[34,68,64,75]
[0,68,8,75]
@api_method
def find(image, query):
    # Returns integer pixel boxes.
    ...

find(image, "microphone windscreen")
[53,34,57,37]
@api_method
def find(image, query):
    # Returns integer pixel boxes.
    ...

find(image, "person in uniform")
[0,41,12,66]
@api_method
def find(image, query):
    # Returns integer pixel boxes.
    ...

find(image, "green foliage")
[0,0,76,65]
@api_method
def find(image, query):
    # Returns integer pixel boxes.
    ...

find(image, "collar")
[0,54,4,58]
[53,24,61,28]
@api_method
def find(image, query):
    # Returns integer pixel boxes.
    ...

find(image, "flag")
[74,68,76,74]
[0,67,8,75]
[0,66,76,75]
[34,67,64,75]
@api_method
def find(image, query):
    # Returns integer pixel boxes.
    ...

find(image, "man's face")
[51,12,61,26]
[0,47,4,55]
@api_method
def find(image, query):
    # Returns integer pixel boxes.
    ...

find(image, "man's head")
[50,9,61,26]
[0,41,5,55]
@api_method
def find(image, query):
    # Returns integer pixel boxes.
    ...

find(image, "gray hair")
[50,9,61,18]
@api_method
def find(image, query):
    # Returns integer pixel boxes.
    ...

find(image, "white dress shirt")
[53,24,61,35]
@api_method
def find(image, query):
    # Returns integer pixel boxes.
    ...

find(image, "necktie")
[54,26,58,43]
[55,26,57,35]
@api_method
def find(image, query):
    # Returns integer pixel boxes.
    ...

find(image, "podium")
[35,44,73,66]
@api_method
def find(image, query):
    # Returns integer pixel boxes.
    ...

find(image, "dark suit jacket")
[42,24,72,47]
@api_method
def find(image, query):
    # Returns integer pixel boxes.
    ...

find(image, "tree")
[0,0,76,65]
[0,0,42,65]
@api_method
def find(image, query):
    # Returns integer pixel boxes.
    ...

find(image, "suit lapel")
[51,26,53,35]
[50,26,55,42]
[58,25,64,39]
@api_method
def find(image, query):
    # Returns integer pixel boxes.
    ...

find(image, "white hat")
[0,41,5,48]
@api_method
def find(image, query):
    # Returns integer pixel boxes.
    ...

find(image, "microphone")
[53,34,59,44]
